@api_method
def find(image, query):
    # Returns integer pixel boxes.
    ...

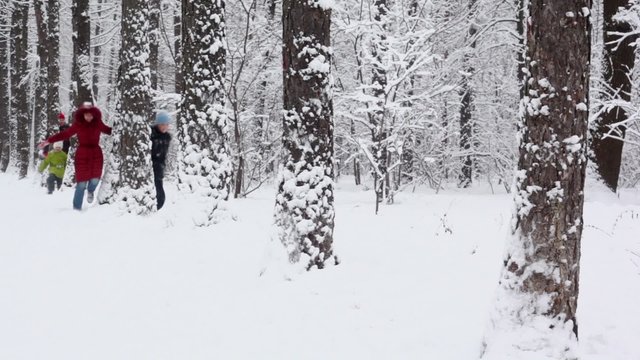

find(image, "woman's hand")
[37,141,49,149]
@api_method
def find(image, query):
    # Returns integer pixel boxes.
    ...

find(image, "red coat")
[47,106,112,182]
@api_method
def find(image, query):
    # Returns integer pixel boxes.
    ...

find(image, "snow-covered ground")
[0,173,638,360]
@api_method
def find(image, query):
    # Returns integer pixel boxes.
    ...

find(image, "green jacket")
[39,150,67,179]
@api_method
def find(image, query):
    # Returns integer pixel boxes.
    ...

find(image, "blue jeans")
[73,178,100,210]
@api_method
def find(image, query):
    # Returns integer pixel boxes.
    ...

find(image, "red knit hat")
[58,112,65,120]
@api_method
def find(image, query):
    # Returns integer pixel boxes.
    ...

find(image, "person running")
[42,112,71,157]
[151,111,172,210]
[38,141,67,194]
[38,104,112,210]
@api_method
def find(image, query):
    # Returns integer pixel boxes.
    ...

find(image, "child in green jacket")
[38,141,67,194]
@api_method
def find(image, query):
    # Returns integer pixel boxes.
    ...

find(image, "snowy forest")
[0,0,639,359]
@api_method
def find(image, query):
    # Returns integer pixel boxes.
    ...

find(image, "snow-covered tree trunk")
[149,0,161,90]
[482,1,591,359]
[178,0,233,225]
[72,0,93,107]
[458,0,477,188]
[11,0,29,179]
[91,0,103,101]
[275,0,338,270]
[100,0,156,214]
[370,0,389,213]
[0,3,10,172]
[173,3,182,94]
[590,0,636,191]
[46,0,61,127]
[34,0,49,148]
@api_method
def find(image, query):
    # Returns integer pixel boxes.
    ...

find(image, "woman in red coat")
[38,104,112,210]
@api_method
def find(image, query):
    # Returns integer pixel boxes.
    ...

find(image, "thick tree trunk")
[275,0,337,270]
[0,4,10,172]
[11,1,30,178]
[178,0,233,225]
[590,0,636,191]
[72,0,93,107]
[482,1,591,358]
[46,0,61,127]
[108,0,155,213]
[149,0,161,90]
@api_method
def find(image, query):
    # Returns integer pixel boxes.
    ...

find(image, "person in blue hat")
[151,111,172,210]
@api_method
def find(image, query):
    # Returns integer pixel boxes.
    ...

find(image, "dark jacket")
[151,125,171,179]
[47,106,112,182]
[43,123,71,155]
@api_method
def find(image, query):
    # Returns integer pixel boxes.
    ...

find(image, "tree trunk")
[34,0,49,150]
[107,0,156,214]
[46,0,61,127]
[178,0,233,225]
[92,0,103,101]
[149,0,161,90]
[590,0,636,191]
[370,0,389,213]
[482,1,591,358]
[275,0,337,270]
[458,0,477,188]
[11,1,30,179]
[72,0,93,107]
[173,3,183,94]
[0,3,10,172]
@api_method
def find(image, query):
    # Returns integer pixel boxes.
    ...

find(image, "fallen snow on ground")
[0,173,638,360]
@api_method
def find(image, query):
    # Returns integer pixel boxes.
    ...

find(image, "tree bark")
[173,3,183,94]
[110,0,156,213]
[11,1,30,178]
[483,1,591,357]
[149,0,161,90]
[46,0,61,127]
[590,0,636,191]
[92,0,103,100]
[0,3,10,172]
[34,0,48,147]
[370,0,389,213]
[458,0,477,188]
[72,0,93,107]
[178,0,233,225]
[275,0,337,269]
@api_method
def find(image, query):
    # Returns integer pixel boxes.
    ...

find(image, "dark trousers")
[47,173,63,194]
[153,164,165,210]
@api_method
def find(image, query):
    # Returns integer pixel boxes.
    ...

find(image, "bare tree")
[275,0,338,270]
[482,1,591,358]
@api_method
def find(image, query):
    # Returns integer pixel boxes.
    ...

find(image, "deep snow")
[0,173,638,360]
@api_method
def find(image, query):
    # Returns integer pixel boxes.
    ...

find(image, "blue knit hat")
[155,111,171,125]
